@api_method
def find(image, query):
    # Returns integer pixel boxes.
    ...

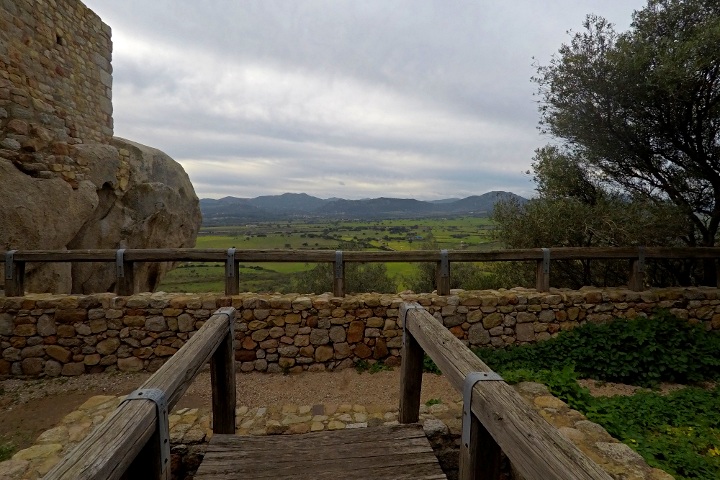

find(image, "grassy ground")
[159,217,497,293]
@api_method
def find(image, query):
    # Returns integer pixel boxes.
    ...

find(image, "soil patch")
[0,369,459,454]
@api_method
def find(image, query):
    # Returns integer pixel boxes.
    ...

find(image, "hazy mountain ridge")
[200,191,526,225]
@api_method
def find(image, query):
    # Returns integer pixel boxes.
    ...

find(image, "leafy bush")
[475,311,720,386]
[355,359,392,374]
[475,311,720,479]
[0,442,14,462]
[587,386,720,480]
[423,354,441,374]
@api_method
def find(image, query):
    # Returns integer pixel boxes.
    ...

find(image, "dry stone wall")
[1,287,719,377]
[0,0,112,184]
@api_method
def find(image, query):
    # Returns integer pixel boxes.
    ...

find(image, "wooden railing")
[44,307,236,480]
[2,247,720,297]
[398,302,611,480]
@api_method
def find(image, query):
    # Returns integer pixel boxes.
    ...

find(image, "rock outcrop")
[0,137,201,294]
[0,0,201,294]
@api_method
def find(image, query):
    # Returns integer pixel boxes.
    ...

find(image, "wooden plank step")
[195,423,447,479]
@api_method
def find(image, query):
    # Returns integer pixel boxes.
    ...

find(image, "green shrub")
[475,311,720,386]
[423,354,441,374]
[0,443,14,462]
[586,386,720,480]
[474,311,720,479]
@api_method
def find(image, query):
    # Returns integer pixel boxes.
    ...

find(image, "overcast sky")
[82,1,645,200]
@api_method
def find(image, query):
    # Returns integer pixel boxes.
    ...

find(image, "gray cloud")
[84,0,643,200]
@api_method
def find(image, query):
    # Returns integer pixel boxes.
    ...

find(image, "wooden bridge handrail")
[45,307,236,480]
[2,246,720,263]
[2,247,719,297]
[399,302,611,480]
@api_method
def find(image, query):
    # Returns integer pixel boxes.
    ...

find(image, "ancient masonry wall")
[0,0,112,186]
[1,287,719,378]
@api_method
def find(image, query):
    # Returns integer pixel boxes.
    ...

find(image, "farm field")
[159,217,499,293]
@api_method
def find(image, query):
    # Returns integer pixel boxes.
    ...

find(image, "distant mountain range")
[199,191,527,225]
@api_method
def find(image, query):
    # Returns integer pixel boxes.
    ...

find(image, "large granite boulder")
[0,137,201,294]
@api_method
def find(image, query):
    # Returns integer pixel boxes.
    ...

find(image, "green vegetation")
[0,442,14,462]
[159,217,499,294]
[475,312,720,479]
[423,354,441,375]
[476,311,720,387]
[354,359,393,374]
[494,0,720,288]
[425,398,442,407]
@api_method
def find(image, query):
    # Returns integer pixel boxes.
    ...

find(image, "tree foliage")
[493,146,695,288]
[291,241,396,294]
[405,234,499,292]
[534,0,720,249]
[493,0,720,287]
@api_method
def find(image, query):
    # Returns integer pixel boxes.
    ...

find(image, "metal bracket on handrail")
[637,246,646,273]
[542,248,550,275]
[217,306,236,338]
[400,303,423,347]
[226,247,236,278]
[335,250,344,279]
[439,249,449,278]
[462,371,503,448]
[5,250,17,280]
[120,388,170,477]
[116,249,125,278]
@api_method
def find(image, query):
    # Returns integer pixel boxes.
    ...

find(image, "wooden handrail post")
[399,303,424,423]
[535,248,550,292]
[402,303,611,480]
[333,250,345,297]
[4,251,25,297]
[46,307,237,480]
[211,307,237,434]
[435,249,450,295]
[629,247,645,291]
[225,248,239,295]
[115,249,135,296]
[460,416,502,480]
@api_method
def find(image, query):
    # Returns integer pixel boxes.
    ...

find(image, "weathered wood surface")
[45,307,236,480]
[3,246,720,264]
[460,416,502,480]
[194,424,446,479]
[4,261,25,297]
[211,317,237,434]
[401,303,612,480]
[399,315,424,424]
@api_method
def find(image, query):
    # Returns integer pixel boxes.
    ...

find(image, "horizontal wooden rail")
[2,247,719,297]
[45,307,236,480]
[399,303,611,480]
[4,246,720,263]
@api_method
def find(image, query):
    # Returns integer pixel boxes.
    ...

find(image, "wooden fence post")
[629,247,645,291]
[435,250,450,295]
[4,251,25,297]
[333,251,345,297]
[535,248,550,292]
[115,249,135,296]
[399,303,424,423]
[460,415,502,480]
[225,248,239,295]
[211,307,236,433]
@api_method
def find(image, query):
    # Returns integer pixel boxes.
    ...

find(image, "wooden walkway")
[194,424,447,479]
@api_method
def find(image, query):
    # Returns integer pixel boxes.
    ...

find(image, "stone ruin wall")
[0,0,113,187]
[1,287,719,378]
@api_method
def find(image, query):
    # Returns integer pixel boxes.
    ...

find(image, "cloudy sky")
[82,1,645,200]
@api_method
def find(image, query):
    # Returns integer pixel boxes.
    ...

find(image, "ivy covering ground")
[472,312,720,479]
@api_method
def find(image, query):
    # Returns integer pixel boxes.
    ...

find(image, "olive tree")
[534,0,720,281]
